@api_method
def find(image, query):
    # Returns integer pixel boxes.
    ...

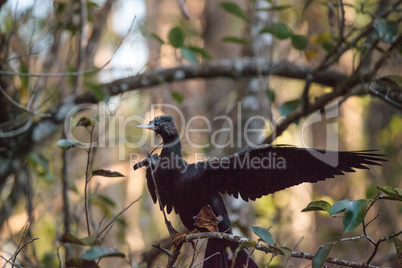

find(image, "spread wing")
[194,145,385,201]
[133,154,159,204]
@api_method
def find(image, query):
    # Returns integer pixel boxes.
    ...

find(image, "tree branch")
[96,58,347,99]
[168,232,380,268]
[262,75,362,144]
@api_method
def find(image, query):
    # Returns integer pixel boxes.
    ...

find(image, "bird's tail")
[204,238,258,268]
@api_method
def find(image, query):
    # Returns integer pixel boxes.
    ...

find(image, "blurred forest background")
[0,0,401,267]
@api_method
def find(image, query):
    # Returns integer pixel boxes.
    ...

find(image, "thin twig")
[56,246,61,268]
[167,241,184,268]
[10,225,29,267]
[0,16,136,78]
[11,238,39,267]
[264,253,276,267]
[99,224,114,244]
[192,252,220,268]
[0,115,34,138]
[1,255,23,268]
[337,0,345,46]
[152,243,172,257]
[84,124,95,237]
[365,213,381,227]
[366,229,402,265]
[338,235,365,242]
[97,197,141,238]
[301,78,312,111]
[284,236,304,267]
[97,211,108,235]
[188,239,199,268]
[0,85,50,117]
[61,141,71,260]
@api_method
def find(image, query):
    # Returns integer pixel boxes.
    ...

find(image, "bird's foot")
[173,232,186,246]
[193,205,223,232]
[172,229,199,246]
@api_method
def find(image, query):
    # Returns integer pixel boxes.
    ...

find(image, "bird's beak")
[136,123,156,130]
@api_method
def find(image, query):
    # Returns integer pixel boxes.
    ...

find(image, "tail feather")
[204,238,258,268]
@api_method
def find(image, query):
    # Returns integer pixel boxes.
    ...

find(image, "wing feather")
[195,145,385,201]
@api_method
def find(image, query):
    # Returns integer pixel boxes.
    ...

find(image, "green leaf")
[291,34,308,50]
[168,27,185,48]
[92,169,125,177]
[374,19,398,43]
[393,237,402,266]
[377,186,402,201]
[250,226,274,245]
[88,83,105,101]
[329,199,351,216]
[67,65,76,87]
[60,233,86,245]
[260,22,293,40]
[79,247,125,260]
[272,245,291,257]
[92,195,118,217]
[279,99,300,117]
[171,91,184,103]
[27,152,50,176]
[138,24,165,44]
[92,198,112,217]
[321,42,335,54]
[70,117,79,128]
[312,242,334,268]
[239,241,256,248]
[150,33,166,44]
[80,236,97,246]
[19,61,29,91]
[343,199,370,233]
[265,88,275,102]
[257,4,292,12]
[94,194,116,208]
[188,46,212,60]
[222,36,249,45]
[60,233,97,246]
[302,200,331,213]
[181,47,198,64]
[220,2,249,23]
[57,139,75,150]
[76,117,93,128]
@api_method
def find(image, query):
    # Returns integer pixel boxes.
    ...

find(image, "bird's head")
[137,116,178,140]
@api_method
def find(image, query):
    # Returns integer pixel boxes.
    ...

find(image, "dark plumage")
[135,115,384,267]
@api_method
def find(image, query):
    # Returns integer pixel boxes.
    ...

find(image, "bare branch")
[166,232,381,268]
[0,115,34,138]
[0,85,51,118]
[97,58,347,96]
[84,124,95,237]
[192,252,220,268]
[167,240,183,268]
[337,0,345,46]
[152,243,172,257]
[262,76,361,144]
[1,255,23,268]
[0,14,136,79]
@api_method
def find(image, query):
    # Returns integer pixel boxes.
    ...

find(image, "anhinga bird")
[134,115,384,268]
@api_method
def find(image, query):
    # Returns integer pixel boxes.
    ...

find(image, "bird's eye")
[154,122,159,127]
